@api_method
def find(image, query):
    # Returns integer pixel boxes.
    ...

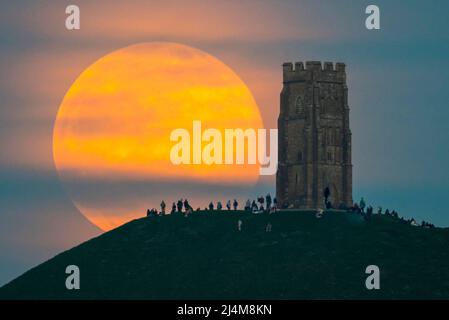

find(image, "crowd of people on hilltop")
[145,194,436,229]
[147,198,197,216]
[145,194,278,233]
[347,197,435,228]
[146,194,278,217]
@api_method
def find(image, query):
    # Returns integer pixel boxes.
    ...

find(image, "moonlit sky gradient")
[1,0,448,285]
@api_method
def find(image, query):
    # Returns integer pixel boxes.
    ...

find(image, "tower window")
[295,96,304,115]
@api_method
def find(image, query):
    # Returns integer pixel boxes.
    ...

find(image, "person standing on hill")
[209,201,214,211]
[323,187,330,205]
[171,202,176,214]
[217,201,223,210]
[266,194,272,211]
[183,199,190,212]
[257,196,265,210]
[237,219,242,231]
[251,200,258,212]
[226,200,231,210]
[233,199,238,210]
[160,200,166,215]
[245,199,251,211]
[177,199,183,213]
[359,197,366,213]
[265,193,271,210]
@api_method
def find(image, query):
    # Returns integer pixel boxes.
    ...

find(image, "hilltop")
[1,210,449,299]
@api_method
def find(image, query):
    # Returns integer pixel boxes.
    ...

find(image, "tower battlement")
[282,61,346,83]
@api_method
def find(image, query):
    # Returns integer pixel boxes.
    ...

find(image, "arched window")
[295,96,304,116]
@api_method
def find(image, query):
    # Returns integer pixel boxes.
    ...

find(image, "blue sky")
[1,0,448,286]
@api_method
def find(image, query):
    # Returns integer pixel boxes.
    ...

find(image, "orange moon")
[53,42,263,231]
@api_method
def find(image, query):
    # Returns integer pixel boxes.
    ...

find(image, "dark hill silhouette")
[1,210,449,299]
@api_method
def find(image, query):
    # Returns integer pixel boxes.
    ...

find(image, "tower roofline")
[282,61,345,73]
[282,61,346,83]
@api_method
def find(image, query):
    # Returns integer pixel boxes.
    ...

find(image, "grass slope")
[1,210,449,299]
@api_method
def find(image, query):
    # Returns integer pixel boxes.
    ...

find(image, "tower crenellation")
[283,61,346,84]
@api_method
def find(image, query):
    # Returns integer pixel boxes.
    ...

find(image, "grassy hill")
[1,210,449,299]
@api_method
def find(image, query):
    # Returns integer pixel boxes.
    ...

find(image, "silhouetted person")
[266,194,272,211]
[160,200,166,215]
[226,200,231,210]
[365,206,373,220]
[257,196,264,210]
[251,200,258,212]
[233,199,238,210]
[422,221,435,228]
[177,199,183,213]
[209,202,214,211]
[273,197,277,208]
[146,209,151,217]
[183,199,190,211]
[359,197,366,213]
[171,202,176,214]
[324,187,330,205]
[217,201,223,210]
[245,199,251,211]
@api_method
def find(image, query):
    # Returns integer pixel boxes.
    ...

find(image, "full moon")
[53,42,263,231]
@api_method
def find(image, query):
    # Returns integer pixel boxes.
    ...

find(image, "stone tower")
[276,61,352,209]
